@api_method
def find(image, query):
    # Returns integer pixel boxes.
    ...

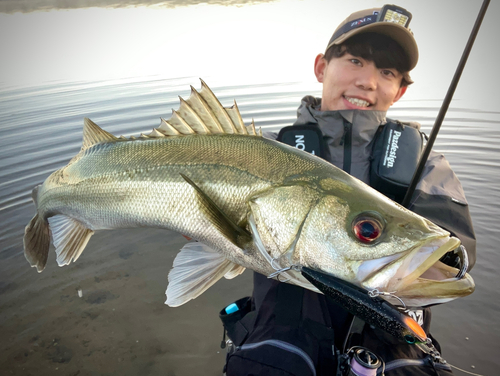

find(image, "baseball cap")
[326,4,419,71]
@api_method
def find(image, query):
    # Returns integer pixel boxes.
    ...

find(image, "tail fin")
[24,213,50,273]
[24,184,94,272]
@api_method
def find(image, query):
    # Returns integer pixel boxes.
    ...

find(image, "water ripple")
[1,79,499,376]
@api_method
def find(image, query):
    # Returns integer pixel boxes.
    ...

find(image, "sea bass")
[23,80,474,307]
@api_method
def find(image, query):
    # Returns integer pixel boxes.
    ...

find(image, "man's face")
[314,51,407,112]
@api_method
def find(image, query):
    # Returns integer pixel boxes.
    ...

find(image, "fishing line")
[402,0,491,207]
[449,363,485,376]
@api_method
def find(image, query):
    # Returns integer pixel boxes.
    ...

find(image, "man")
[222,5,475,376]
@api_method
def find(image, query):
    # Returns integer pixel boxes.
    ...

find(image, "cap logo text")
[350,16,374,27]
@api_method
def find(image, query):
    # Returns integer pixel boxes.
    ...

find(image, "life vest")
[277,120,425,204]
[220,118,469,375]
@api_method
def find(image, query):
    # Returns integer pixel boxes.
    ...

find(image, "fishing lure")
[300,267,445,362]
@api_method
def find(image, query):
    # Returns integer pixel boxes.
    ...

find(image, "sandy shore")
[0,227,253,376]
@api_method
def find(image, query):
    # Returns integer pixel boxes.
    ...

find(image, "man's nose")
[355,66,377,91]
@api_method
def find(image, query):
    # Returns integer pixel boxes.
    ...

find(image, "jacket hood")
[293,96,387,182]
[288,96,476,270]
[294,95,387,129]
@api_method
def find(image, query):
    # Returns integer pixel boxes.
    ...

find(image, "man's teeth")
[345,96,370,107]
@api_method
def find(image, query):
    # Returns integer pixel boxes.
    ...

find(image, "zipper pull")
[340,121,352,146]
[339,123,348,145]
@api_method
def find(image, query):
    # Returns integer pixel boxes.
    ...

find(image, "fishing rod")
[401,0,490,208]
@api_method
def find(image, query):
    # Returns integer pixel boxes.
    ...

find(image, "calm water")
[1,77,499,375]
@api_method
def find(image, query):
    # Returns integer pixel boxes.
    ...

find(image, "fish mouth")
[396,260,475,306]
[361,236,475,306]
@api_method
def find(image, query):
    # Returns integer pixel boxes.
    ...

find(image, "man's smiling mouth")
[344,95,371,108]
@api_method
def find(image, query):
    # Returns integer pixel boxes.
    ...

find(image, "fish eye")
[352,215,384,244]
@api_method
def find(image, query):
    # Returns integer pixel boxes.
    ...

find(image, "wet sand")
[0,222,253,376]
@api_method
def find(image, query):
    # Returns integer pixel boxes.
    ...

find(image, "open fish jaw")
[397,263,475,306]
[360,235,474,305]
[361,236,456,292]
[386,236,460,292]
[23,80,475,309]
[250,173,473,308]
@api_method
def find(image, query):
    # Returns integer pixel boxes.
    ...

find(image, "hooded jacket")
[291,96,476,267]
[224,97,475,376]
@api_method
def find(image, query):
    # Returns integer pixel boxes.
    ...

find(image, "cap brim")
[326,23,418,71]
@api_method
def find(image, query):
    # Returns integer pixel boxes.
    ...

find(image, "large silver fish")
[23,80,474,307]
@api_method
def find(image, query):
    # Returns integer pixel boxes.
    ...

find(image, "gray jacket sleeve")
[263,131,278,140]
[409,151,476,270]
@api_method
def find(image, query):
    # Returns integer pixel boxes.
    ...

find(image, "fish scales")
[36,133,331,277]
[24,81,474,308]
[41,134,329,228]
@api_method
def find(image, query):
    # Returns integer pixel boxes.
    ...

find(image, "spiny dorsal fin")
[198,79,238,134]
[166,109,196,135]
[82,118,118,151]
[247,118,258,136]
[82,81,260,143]
[159,80,259,137]
[185,85,224,134]
[148,128,166,138]
[228,101,248,135]
[158,117,181,136]
[176,96,211,134]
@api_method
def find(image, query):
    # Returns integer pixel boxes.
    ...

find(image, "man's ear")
[392,85,407,105]
[314,54,327,83]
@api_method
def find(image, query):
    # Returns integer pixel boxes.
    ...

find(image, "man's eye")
[350,59,361,65]
[382,69,396,77]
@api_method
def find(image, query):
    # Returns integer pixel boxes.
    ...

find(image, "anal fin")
[166,242,245,307]
[48,215,94,267]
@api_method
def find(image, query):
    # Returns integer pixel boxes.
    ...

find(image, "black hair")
[324,32,413,87]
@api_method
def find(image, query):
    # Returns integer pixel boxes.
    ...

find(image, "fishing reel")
[337,346,383,376]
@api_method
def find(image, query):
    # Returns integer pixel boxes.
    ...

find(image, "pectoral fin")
[166,242,245,307]
[180,173,251,248]
[224,263,246,279]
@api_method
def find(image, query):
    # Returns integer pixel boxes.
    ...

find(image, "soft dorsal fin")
[82,118,118,151]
